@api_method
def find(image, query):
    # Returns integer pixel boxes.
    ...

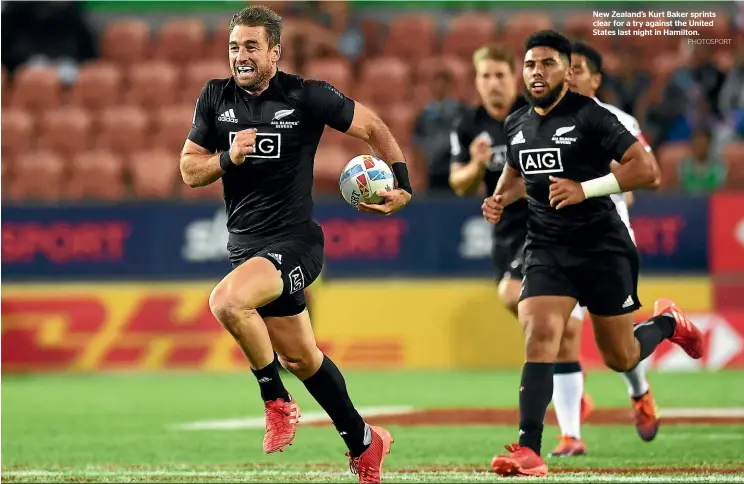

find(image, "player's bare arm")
[449,136,491,196]
[345,101,412,215]
[549,141,658,210]
[180,129,256,187]
[482,163,524,224]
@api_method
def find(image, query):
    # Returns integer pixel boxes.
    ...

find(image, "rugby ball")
[339,155,394,208]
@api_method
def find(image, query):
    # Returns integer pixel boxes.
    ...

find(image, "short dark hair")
[571,40,603,74]
[229,5,283,47]
[472,44,516,72]
[524,30,571,64]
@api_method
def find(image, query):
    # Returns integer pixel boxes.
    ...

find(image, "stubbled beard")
[524,80,564,108]
[234,65,267,91]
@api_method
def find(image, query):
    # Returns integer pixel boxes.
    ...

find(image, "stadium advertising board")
[710,193,744,274]
[6,277,741,373]
[0,281,522,372]
[2,194,709,280]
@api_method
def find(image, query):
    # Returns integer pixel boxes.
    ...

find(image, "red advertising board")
[710,193,744,274]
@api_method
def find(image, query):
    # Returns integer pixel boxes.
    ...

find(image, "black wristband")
[391,162,412,195]
[219,151,236,172]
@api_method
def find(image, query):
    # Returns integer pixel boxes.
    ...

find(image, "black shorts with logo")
[519,226,641,316]
[228,221,324,318]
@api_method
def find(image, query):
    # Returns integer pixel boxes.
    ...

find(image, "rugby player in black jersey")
[481,30,704,477]
[179,6,411,483]
[450,43,595,455]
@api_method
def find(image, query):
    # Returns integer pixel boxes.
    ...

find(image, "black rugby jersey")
[450,96,529,240]
[188,71,354,238]
[504,90,638,247]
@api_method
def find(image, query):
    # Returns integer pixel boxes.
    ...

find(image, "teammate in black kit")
[449,45,529,309]
[179,7,410,483]
[481,30,705,477]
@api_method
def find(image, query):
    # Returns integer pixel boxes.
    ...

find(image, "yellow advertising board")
[2,277,711,372]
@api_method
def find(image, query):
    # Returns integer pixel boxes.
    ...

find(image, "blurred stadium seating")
[1,1,742,201]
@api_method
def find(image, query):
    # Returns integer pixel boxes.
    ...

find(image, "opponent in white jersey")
[545,41,660,459]
[594,96,654,244]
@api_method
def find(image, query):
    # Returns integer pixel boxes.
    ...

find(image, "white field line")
[660,408,744,418]
[173,407,744,431]
[4,470,744,483]
[172,405,415,431]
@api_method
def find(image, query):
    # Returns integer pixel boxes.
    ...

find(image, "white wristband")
[581,173,622,199]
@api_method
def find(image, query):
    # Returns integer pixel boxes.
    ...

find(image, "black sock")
[553,361,582,374]
[518,362,553,455]
[251,360,290,402]
[634,315,676,361]
[303,355,369,457]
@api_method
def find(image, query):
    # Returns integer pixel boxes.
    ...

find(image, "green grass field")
[3,370,744,482]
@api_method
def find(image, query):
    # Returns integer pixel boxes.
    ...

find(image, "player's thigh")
[518,294,577,361]
[581,252,643,370]
[210,256,284,313]
[255,224,325,320]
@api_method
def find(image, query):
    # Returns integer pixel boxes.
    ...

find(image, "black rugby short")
[228,222,324,318]
[492,237,526,282]
[519,235,641,316]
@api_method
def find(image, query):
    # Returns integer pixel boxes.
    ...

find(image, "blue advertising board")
[1,194,709,281]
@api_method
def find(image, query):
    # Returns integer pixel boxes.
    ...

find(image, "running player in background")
[482,30,704,477]
[180,6,411,483]
[547,40,660,457]
[449,45,531,311]
[449,45,594,444]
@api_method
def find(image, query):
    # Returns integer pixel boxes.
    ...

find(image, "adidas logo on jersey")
[267,252,282,264]
[511,130,526,145]
[218,109,239,123]
[622,295,634,308]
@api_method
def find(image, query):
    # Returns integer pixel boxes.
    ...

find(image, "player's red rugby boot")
[632,388,660,442]
[491,443,549,477]
[549,435,587,457]
[654,299,705,360]
[263,396,300,454]
[347,425,393,483]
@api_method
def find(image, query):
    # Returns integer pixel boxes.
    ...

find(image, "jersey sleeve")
[586,103,638,162]
[187,82,219,152]
[449,116,472,165]
[301,80,355,132]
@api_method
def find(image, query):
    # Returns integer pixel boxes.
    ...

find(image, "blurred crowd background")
[1,0,743,201]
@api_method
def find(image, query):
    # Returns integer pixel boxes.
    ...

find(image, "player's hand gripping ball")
[340,155,411,215]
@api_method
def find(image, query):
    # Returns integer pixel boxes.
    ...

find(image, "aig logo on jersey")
[230,132,281,159]
[519,148,563,174]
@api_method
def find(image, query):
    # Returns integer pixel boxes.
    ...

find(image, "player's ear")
[270,43,281,63]
[592,72,602,92]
